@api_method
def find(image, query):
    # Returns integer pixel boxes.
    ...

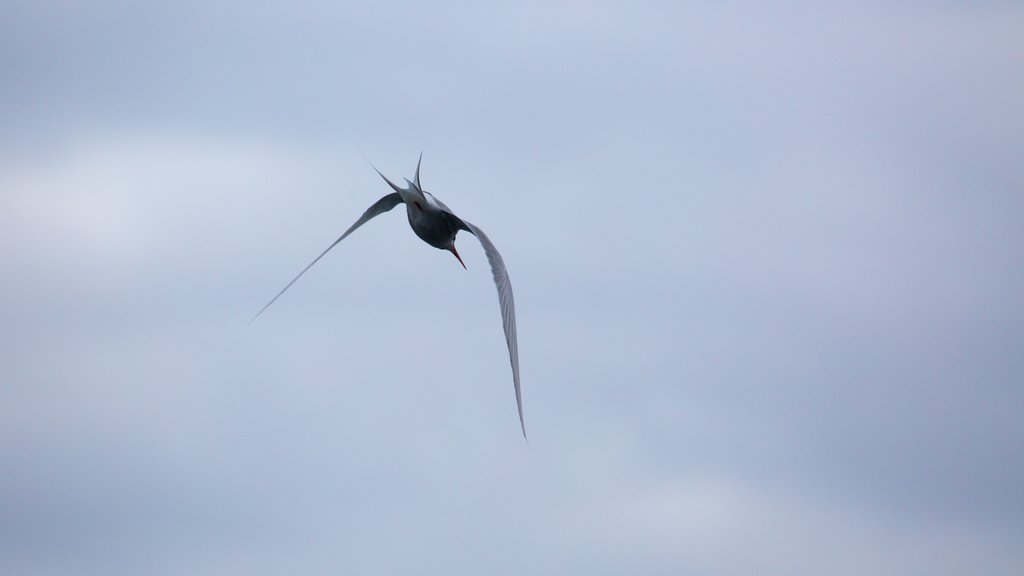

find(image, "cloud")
[2,3,1022,575]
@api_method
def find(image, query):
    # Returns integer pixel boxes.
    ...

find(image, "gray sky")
[2,2,1022,574]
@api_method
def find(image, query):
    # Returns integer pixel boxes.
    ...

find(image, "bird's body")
[253,156,525,437]
[407,193,465,250]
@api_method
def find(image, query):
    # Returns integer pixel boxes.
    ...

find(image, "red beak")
[449,243,466,269]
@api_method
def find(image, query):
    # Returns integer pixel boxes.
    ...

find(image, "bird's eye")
[413,201,422,210]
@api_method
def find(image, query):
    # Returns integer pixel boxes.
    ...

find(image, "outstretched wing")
[462,220,525,438]
[251,192,404,322]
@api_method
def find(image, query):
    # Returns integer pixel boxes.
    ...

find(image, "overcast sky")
[2,2,1022,575]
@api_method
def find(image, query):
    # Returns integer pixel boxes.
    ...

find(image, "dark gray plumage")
[252,156,525,438]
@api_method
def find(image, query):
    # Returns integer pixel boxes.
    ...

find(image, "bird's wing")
[251,192,404,322]
[462,220,525,438]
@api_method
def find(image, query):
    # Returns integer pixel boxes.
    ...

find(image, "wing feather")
[463,220,525,438]
[251,193,404,322]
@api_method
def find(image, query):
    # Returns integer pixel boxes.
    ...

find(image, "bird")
[252,154,525,437]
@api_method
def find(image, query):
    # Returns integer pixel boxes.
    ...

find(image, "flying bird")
[252,155,525,437]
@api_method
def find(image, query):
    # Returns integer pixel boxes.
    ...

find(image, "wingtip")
[249,302,272,325]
